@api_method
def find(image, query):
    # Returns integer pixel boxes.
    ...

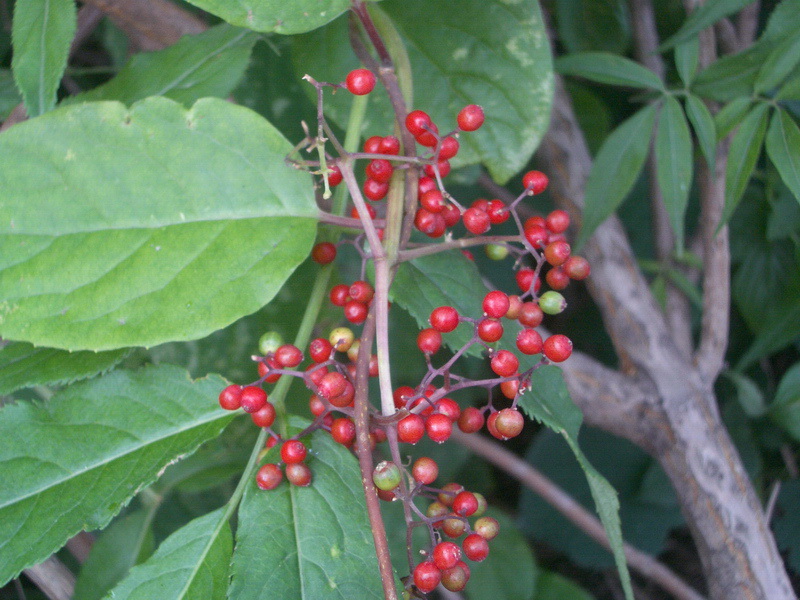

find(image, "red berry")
[281,440,307,464]
[462,533,490,562]
[486,199,509,224]
[329,284,350,307]
[398,414,425,444]
[524,224,548,249]
[519,302,544,327]
[393,385,415,409]
[317,371,347,399]
[309,394,326,416]
[311,242,337,265]
[364,135,382,153]
[350,203,377,220]
[544,240,571,267]
[546,209,570,233]
[441,203,461,227]
[418,176,437,196]
[517,328,543,355]
[494,408,524,439]
[543,334,573,362]
[309,338,333,363]
[430,306,460,332]
[522,170,549,194]
[326,165,343,187]
[477,318,503,343]
[329,380,355,408]
[458,407,485,433]
[463,208,490,234]
[344,300,368,324]
[424,160,451,178]
[438,483,465,506]
[426,413,453,443]
[251,402,276,428]
[490,350,519,377]
[240,386,268,413]
[457,104,484,131]
[256,463,283,490]
[417,328,443,354]
[433,541,462,570]
[218,385,242,410]
[435,397,461,421]
[406,110,432,137]
[439,136,460,160]
[265,435,280,449]
[274,344,303,368]
[412,457,439,485]
[414,208,446,238]
[546,266,570,290]
[363,178,389,201]
[500,379,519,399]
[452,491,479,517]
[420,189,446,213]
[506,295,523,319]
[366,159,393,183]
[345,68,376,95]
[330,418,355,446]
[525,215,546,230]
[483,290,510,319]
[564,255,591,280]
[416,122,440,147]
[349,280,374,304]
[379,135,400,155]
[515,269,541,294]
[285,462,312,487]
[413,561,441,594]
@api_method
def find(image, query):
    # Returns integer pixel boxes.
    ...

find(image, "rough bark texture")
[540,74,796,600]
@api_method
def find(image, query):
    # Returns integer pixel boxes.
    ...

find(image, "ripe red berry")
[506,295,523,319]
[256,463,283,490]
[424,160,451,178]
[240,386,268,413]
[452,491,479,517]
[218,385,242,410]
[344,300,369,324]
[483,290,510,319]
[308,338,333,363]
[412,457,439,485]
[430,306,460,332]
[251,402,276,428]
[518,301,544,327]
[517,328,543,355]
[522,170,549,194]
[281,440,307,464]
[463,208,490,235]
[414,208,446,238]
[462,533,490,562]
[477,318,504,343]
[317,371,347,399]
[458,406,485,433]
[311,242,337,265]
[379,135,400,155]
[398,413,425,444]
[417,328,443,354]
[486,199,509,224]
[406,110,432,137]
[494,408,524,439]
[366,159,393,183]
[543,334,573,362]
[438,136,460,160]
[546,266,570,290]
[329,284,349,307]
[416,122,440,147]
[426,413,453,443]
[274,344,303,368]
[435,397,461,421]
[490,350,519,377]
[345,68,376,95]
[544,240,571,267]
[328,380,355,408]
[309,394,326,416]
[441,203,461,227]
[420,189,446,213]
[285,462,312,487]
[393,385,415,409]
[418,176,437,196]
[438,482,465,506]
[326,165,343,187]
[413,561,441,594]
[564,255,591,280]
[363,178,389,201]
[330,417,355,446]
[364,135,382,153]
[524,224,548,249]
[546,209,570,233]
[457,104,485,131]
[433,541,462,570]
[515,269,541,294]
[500,379,519,399]
[349,280,374,304]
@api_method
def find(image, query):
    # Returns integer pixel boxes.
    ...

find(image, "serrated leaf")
[74,509,155,600]
[555,0,631,54]
[556,52,663,90]
[0,342,128,395]
[766,108,800,205]
[65,24,258,107]
[715,97,752,139]
[535,571,595,600]
[674,37,700,85]
[229,425,384,599]
[659,0,756,51]
[11,0,76,116]
[769,363,800,441]
[0,70,22,120]
[103,508,231,600]
[181,0,359,34]
[518,366,633,600]
[684,94,717,165]
[0,97,317,351]
[0,364,236,585]
[292,0,553,183]
[576,104,657,249]
[693,42,772,101]
[754,33,800,94]
[721,103,770,226]
[655,96,693,252]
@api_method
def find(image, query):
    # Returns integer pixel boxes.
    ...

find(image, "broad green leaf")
[74,509,155,600]
[722,371,766,417]
[769,363,800,441]
[721,103,770,225]
[763,0,800,40]
[518,366,634,600]
[777,67,800,100]
[104,508,231,600]
[655,96,693,252]
[556,52,663,90]
[773,480,800,573]
[754,33,800,94]
[715,97,752,139]
[684,93,717,165]
[181,0,361,34]
[0,70,22,120]
[674,37,700,85]
[293,0,553,183]
[737,301,800,368]
[0,364,236,585]
[0,342,128,395]
[11,0,75,116]
[66,24,258,107]
[0,97,317,351]
[229,425,384,599]
[555,0,631,54]
[692,43,772,101]
[659,0,756,51]
[535,572,595,600]
[576,104,657,249]
[766,108,800,204]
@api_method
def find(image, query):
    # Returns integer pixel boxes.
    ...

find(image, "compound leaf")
[765,108,800,205]
[721,103,769,225]
[556,52,663,90]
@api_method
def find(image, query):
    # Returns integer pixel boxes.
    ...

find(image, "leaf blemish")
[330,544,341,558]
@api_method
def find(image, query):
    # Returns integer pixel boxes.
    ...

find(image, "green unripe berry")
[329,327,355,352]
[258,331,284,355]
[485,244,509,260]
[538,291,567,315]
[373,461,402,491]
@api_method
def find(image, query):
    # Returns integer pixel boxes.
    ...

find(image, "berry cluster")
[219,68,590,598]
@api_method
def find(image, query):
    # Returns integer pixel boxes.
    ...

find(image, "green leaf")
[777,68,800,100]
[737,301,800,368]
[65,24,258,107]
[292,0,553,183]
[74,509,155,600]
[576,104,657,249]
[0,70,23,120]
[674,37,700,85]
[10,0,76,116]
[555,0,630,54]
[556,52,663,90]
[773,480,800,573]
[754,33,800,94]
[721,103,770,226]
[684,94,717,166]
[722,371,766,417]
[693,43,772,101]
[0,342,129,395]
[766,108,800,205]
[0,97,317,351]
[518,367,634,600]
[181,0,359,34]
[535,571,595,600]
[655,96,693,252]
[769,363,800,441]
[0,364,236,585]
[229,424,384,599]
[103,508,231,600]
[659,0,755,51]
[715,97,752,139]
[664,268,703,308]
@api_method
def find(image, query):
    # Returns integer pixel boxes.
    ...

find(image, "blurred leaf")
[737,302,800,369]
[0,364,235,586]
[763,0,800,40]
[655,96,693,252]
[773,479,800,573]
[74,509,155,600]
[767,185,800,240]
[0,70,22,120]
[556,52,663,90]
[715,97,752,139]
[660,0,755,51]
[104,508,231,600]
[535,571,595,600]
[684,94,717,166]
[777,67,800,100]
[693,43,772,101]
[722,371,766,417]
[0,97,316,351]
[674,37,700,85]
[11,0,76,116]
[555,0,630,54]
[769,363,800,441]
[721,103,770,226]
[664,268,703,308]
[576,104,657,249]
[766,108,800,204]
[754,33,800,94]
[565,81,612,154]
[66,24,257,107]
[229,422,385,599]
[292,0,553,183]
[0,342,128,395]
